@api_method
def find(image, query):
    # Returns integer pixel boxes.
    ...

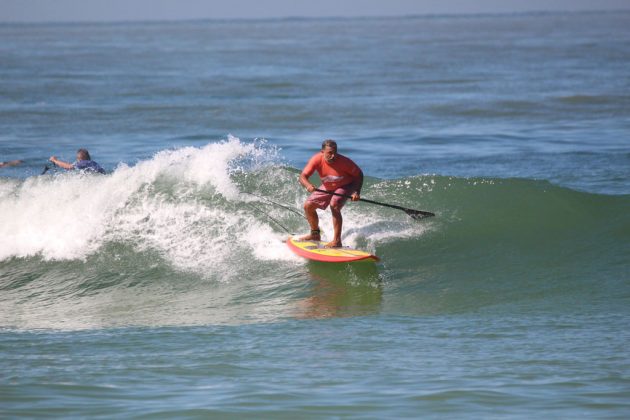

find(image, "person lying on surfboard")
[49,148,106,174]
[0,160,23,168]
[299,139,363,248]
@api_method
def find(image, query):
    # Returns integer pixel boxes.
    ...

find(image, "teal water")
[3,315,629,418]
[1,12,630,418]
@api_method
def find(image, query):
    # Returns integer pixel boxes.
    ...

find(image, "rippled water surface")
[1,12,629,418]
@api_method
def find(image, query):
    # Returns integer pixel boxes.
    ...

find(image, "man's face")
[322,146,337,163]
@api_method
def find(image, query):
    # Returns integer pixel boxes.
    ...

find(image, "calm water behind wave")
[1,12,629,192]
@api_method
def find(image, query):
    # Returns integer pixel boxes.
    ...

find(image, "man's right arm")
[49,156,74,170]
[299,172,316,192]
[300,155,318,192]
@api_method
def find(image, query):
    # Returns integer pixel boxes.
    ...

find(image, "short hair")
[321,139,337,150]
[77,148,91,161]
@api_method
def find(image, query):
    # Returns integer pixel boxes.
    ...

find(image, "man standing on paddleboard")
[299,139,363,248]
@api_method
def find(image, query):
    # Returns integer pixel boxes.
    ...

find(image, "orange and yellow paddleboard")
[286,237,379,263]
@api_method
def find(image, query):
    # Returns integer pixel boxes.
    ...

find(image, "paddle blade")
[406,209,435,219]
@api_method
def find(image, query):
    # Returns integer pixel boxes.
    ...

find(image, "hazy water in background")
[1,12,629,418]
[1,12,629,192]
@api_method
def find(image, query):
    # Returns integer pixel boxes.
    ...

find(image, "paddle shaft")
[41,160,57,175]
[314,188,434,218]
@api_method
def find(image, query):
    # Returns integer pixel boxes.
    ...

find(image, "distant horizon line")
[1,8,628,26]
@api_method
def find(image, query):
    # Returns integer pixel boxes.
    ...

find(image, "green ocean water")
[1,11,630,418]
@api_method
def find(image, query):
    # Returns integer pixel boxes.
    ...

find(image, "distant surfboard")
[287,237,379,263]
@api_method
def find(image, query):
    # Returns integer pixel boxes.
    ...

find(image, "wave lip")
[0,136,274,263]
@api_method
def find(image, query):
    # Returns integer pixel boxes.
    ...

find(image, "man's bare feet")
[324,240,342,248]
[299,229,321,242]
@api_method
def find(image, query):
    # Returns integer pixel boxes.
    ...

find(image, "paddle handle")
[315,188,382,207]
[315,188,403,210]
[314,188,435,218]
[314,188,357,201]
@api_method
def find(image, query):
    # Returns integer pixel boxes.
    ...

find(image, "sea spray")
[0,137,277,262]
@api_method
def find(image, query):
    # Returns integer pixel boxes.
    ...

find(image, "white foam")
[295,198,427,251]
[0,137,281,270]
[0,172,121,260]
[245,222,299,262]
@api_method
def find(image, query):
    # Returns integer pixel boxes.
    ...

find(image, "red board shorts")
[306,184,356,210]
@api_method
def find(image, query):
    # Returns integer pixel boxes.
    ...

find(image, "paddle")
[41,160,57,175]
[314,188,435,219]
